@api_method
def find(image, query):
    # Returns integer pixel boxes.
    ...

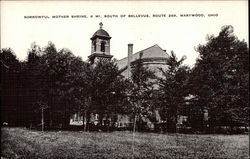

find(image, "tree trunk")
[133,115,137,132]
[106,115,110,132]
[49,108,53,129]
[132,115,137,159]
[84,111,87,132]
[99,113,103,131]
[175,114,179,146]
[41,108,44,132]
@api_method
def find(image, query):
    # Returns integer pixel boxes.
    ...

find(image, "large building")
[70,23,186,128]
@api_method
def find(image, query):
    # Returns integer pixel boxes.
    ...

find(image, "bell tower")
[88,22,113,64]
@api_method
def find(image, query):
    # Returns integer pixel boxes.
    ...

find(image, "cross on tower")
[99,22,103,29]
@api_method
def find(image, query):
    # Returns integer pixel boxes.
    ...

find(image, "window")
[93,41,96,51]
[101,41,106,52]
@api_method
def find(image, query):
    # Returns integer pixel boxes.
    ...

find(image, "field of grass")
[1,127,249,159]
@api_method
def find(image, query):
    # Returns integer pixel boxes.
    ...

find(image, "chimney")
[127,44,133,78]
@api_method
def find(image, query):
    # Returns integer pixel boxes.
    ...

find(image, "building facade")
[70,23,188,129]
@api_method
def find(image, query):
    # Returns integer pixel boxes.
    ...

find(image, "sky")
[1,1,248,66]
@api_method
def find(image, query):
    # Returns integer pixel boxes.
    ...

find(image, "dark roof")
[91,29,110,39]
[116,44,169,69]
[116,44,170,78]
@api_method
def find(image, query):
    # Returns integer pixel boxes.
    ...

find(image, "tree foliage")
[128,56,156,131]
[1,48,23,125]
[1,42,90,128]
[190,25,249,128]
[1,42,130,130]
[158,51,190,132]
[84,59,130,121]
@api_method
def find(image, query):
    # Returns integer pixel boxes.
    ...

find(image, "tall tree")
[190,25,249,131]
[1,48,22,126]
[158,51,190,132]
[41,42,91,129]
[84,59,129,129]
[21,43,45,127]
[21,42,90,129]
[128,54,156,132]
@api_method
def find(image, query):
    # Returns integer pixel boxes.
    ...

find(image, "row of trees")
[1,25,249,133]
[1,42,130,129]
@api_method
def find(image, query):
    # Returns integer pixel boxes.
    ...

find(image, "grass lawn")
[1,127,249,159]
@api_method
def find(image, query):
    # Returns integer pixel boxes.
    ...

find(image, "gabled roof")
[116,44,169,69]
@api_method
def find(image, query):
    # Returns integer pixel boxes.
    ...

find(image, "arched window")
[93,41,96,51]
[101,41,106,52]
